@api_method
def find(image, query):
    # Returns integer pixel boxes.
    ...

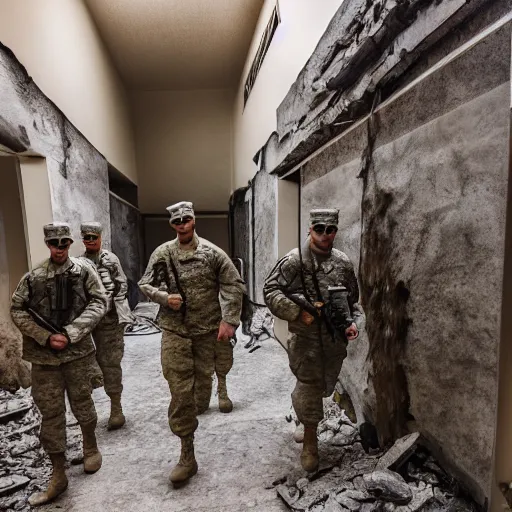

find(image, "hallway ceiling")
[85,0,265,90]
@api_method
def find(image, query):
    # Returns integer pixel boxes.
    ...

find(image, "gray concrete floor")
[42,333,297,512]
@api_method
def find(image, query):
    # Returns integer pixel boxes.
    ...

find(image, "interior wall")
[294,24,511,504]
[232,0,342,189]
[0,156,30,391]
[0,43,112,256]
[0,157,29,293]
[131,89,233,213]
[0,0,137,182]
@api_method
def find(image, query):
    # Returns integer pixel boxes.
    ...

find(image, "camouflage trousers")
[31,353,98,454]
[194,338,233,411]
[161,329,231,437]
[287,330,347,426]
[93,322,125,397]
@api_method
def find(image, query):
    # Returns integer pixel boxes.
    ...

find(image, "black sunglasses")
[47,239,72,249]
[312,224,338,235]
[171,217,193,226]
[82,234,99,241]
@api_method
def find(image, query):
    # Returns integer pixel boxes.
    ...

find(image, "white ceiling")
[85,0,265,90]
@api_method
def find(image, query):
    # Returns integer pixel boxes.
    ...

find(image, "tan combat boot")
[107,393,126,430]
[170,435,198,487]
[301,424,319,472]
[81,421,102,473]
[217,376,233,413]
[28,452,68,506]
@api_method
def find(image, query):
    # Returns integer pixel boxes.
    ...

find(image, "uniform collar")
[47,257,73,277]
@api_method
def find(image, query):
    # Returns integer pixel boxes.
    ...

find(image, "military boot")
[28,452,68,506]
[107,393,126,430]
[301,424,319,472]
[170,435,198,487]
[81,421,102,473]
[293,422,304,443]
[217,376,233,413]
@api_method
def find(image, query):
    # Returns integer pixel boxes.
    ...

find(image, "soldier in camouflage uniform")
[263,209,360,473]
[139,201,244,486]
[10,222,108,506]
[80,222,135,430]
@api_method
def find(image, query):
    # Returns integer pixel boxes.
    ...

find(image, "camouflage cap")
[310,208,339,226]
[166,201,195,224]
[80,221,103,236]
[43,222,74,242]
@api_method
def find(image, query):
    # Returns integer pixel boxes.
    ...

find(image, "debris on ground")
[124,302,161,336]
[0,389,82,511]
[275,398,480,512]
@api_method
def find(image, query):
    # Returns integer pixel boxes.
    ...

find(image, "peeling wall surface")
[109,194,143,309]
[0,42,116,387]
[259,0,510,177]
[366,53,510,499]
[289,16,510,507]
[0,44,111,251]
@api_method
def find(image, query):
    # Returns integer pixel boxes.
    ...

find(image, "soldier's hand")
[49,334,69,350]
[167,294,183,311]
[345,323,359,341]
[300,310,315,326]
[217,321,235,341]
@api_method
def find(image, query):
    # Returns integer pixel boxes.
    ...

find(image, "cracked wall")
[0,42,115,389]
[295,21,511,506]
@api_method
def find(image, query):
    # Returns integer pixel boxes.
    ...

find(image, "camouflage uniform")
[139,233,245,436]
[263,215,360,427]
[10,227,108,455]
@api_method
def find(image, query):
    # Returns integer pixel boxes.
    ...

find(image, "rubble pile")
[0,389,82,511]
[275,400,479,512]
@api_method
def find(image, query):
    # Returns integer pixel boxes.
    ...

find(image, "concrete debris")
[0,388,82,510]
[0,400,32,425]
[275,399,478,512]
[0,475,30,498]
[376,433,420,471]
[363,470,413,504]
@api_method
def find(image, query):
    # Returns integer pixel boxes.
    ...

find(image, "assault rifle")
[25,306,62,335]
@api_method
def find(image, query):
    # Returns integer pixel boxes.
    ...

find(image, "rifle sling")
[169,253,187,320]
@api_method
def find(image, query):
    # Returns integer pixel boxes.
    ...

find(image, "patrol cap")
[43,222,74,243]
[309,208,339,226]
[166,201,195,224]
[80,222,103,236]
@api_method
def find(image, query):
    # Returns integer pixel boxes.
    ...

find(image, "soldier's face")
[82,234,102,253]
[309,224,337,252]
[47,239,72,264]
[171,217,195,243]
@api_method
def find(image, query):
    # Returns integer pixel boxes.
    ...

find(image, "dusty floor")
[40,333,298,512]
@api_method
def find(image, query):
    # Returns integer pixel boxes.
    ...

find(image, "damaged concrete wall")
[281,12,511,507]
[0,43,111,248]
[0,42,116,389]
[258,0,511,177]
[109,193,143,309]
[239,0,512,505]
